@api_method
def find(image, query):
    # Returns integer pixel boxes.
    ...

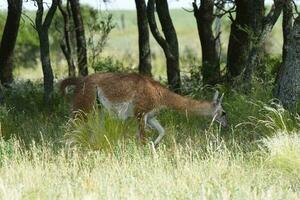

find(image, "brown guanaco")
[60,72,227,146]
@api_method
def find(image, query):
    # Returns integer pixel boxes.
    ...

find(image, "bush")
[92,57,125,73]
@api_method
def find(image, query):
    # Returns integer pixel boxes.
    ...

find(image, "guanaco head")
[212,91,227,128]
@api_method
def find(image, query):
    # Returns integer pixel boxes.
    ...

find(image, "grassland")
[0,79,299,199]
[0,9,298,200]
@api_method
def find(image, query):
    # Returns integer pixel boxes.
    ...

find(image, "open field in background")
[11,9,284,80]
[104,9,283,78]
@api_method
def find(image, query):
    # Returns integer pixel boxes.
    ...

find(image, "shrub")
[92,57,125,73]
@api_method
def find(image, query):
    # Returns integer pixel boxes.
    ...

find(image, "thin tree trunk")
[281,1,293,63]
[69,0,88,76]
[0,0,22,85]
[193,0,220,85]
[274,0,293,96]
[39,31,54,101]
[147,0,181,92]
[276,15,300,110]
[156,0,180,92]
[59,0,76,77]
[135,0,152,76]
[35,0,58,102]
[214,2,223,62]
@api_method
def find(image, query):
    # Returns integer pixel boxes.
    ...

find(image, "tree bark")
[35,0,58,102]
[147,0,181,92]
[276,15,300,110]
[226,0,264,80]
[214,1,223,62]
[281,1,293,63]
[69,0,88,76]
[135,0,152,76]
[0,0,22,85]
[39,31,54,102]
[274,0,293,95]
[59,0,76,77]
[242,0,283,91]
[193,0,220,85]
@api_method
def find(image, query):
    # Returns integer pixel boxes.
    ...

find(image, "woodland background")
[0,0,299,199]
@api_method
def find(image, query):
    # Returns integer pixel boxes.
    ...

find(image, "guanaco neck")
[160,88,214,116]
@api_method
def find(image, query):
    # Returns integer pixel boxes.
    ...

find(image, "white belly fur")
[96,86,134,120]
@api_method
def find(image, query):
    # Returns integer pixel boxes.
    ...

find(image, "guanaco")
[60,72,227,146]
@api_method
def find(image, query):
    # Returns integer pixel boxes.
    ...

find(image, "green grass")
[0,80,299,199]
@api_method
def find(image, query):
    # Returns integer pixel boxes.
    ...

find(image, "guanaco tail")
[60,72,227,146]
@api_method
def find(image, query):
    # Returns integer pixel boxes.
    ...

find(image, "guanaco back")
[60,72,227,146]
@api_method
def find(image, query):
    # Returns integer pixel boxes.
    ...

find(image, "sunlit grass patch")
[262,133,300,179]
[64,107,136,150]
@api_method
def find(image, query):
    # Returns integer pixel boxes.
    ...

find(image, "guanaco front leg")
[147,117,165,146]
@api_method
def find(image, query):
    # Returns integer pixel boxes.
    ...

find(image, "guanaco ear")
[213,91,219,104]
[218,93,224,104]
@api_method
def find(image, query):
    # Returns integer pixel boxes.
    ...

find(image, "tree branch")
[43,0,58,29]
[35,0,43,31]
[147,0,174,59]
[264,0,284,29]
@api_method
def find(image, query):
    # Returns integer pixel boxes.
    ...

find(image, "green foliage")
[92,56,125,73]
[257,54,282,82]
[15,21,40,69]
[86,8,115,69]
[0,81,68,144]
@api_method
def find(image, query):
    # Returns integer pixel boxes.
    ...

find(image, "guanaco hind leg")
[136,114,147,144]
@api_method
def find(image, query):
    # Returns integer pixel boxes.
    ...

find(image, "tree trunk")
[156,0,181,92]
[276,15,300,110]
[38,31,54,102]
[281,1,293,63]
[226,0,264,80]
[135,0,152,76]
[274,0,293,95]
[69,0,88,76]
[35,0,58,102]
[0,0,22,85]
[193,0,220,85]
[147,0,181,92]
[214,2,223,62]
[59,1,76,77]
[242,0,283,91]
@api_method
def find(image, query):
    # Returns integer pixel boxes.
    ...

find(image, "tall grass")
[0,133,299,199]
[0,81,299,199]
